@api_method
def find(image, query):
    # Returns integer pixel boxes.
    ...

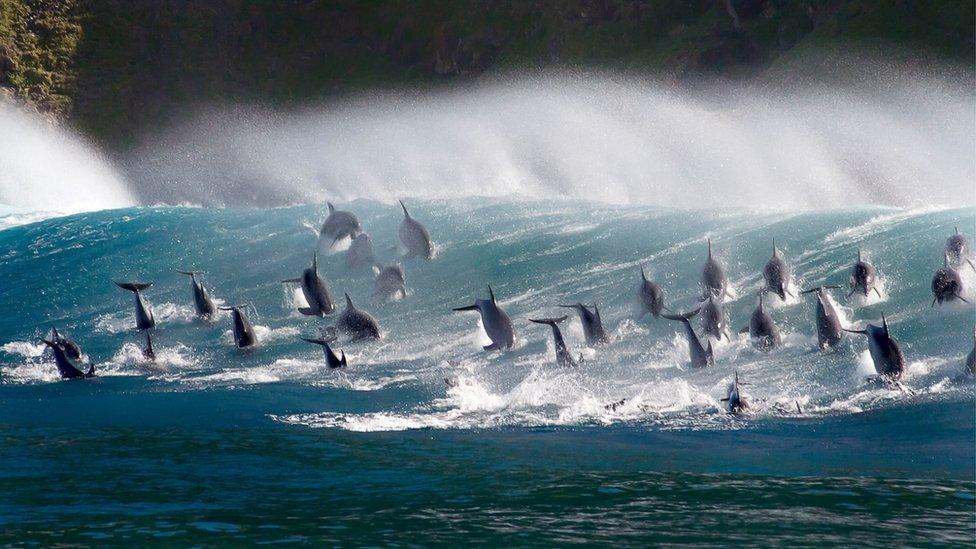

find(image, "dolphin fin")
[640,264,648,281]
[344,293,355,309]
[297,307,320,316]
[488,285,497,303]
[796,401,803,414]
[340,351,347,367]
[115,281,153,293]
[86,364,96,377]
[529,316,568,326]
[968,258,976,272]
[327,202,335,213]
[453,304,478,312]
[707,238,712,259]
[843,328,867,335]
[399,200,410,218]
[483,342,500,351]
[662,307,701,322]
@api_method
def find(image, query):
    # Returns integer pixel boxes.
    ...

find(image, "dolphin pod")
[453,285,516,351]
[529,316,579,368]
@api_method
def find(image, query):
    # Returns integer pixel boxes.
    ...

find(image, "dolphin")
[745,291,781,351]
[143,331,156,361]
[40,338,95,379]
[301,337,347,369]
[636,265,667,319]
[844,313,905,380]
[345,233,375,269]
[700,295,729,341]
[398,200,433,260]
[219,305,258,348]
[558,302,608,346]
[946,227,975,270]
[373,264,406,301]
[529,316,579,368]
[801,285,844,350]
[848,248,881,298]
[114,281,156,330]
[966,328,975,377]
[49,326,82,361]
[336,294,381,341]
[661,307,714,368]
[283,254,336,316]
[176,270,217,318]
[701,239,729,300]
[931,255,969,306]
[762,239,792,301]
[720,371,749,415]
[319,202,362,246]
[453,285,516,351]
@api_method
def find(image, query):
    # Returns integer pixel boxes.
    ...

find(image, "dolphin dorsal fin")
[312,253,318,272]
[857,247,862,262]
[956,226,959,235]
[399,200,410,218]
[707,238,712,259]
[488,285,496,304]
[345,293,355,310]
[944,253,950,267]
[881,312,889,337]
[327,202,335,214]
[758,290,765,311]
[640,264,647,281]
[772,238,777,257]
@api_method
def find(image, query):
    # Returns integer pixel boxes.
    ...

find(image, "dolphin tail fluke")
[115,281,153,293]
[800,287,821,295]
[662,307,701,322]
[529,316,568,326]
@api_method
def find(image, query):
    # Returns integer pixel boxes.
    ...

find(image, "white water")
[0,103,135,216]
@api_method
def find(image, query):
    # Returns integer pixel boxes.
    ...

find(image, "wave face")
[0,200,973,542]
[127,73,975,209]
[0,103,135,216]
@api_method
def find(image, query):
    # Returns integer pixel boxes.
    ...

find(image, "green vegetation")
[0,0,972,148]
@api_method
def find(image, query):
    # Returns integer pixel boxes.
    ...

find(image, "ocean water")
[0,200,973,544]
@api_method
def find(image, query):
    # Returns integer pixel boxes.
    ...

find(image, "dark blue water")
[1,200,973,544]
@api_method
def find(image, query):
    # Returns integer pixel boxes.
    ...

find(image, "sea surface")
[1,199,973,545]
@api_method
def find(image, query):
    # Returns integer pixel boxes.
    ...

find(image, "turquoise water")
[1,200,974,544]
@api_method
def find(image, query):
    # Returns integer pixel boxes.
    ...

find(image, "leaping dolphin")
[114,281,155,330]
[320,202,362,246]
[661,307,714,368]
[398,200,434,260]
[530,316,579,368]
[762,239,792,301]
[283,254,336,316]
[558,302,608,346]
[40,338,95,379]
[931,255,969,306]
[801,285,844,350]
[453,285,516,351]
[345,233,375,269]
[701,239,729,300]
[219,304,258,348]
[336,294,382,341]
[720,371,749,415]
[636,265,667,319]
[848,248,881,298]
[946,227,976,271]
[176,270,217,318]
[701,295,729,341]
[301,336,347,369]
[744,291,781,351]
[49,326,82,361]
[373,264,406,301]
[844,313,905,380]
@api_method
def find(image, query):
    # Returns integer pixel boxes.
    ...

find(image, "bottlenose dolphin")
[636,265,667,319]
[801,285,844,350]
[700,296,729,341]
[345,233,375,269]
[114,281,155,330]
[848,249,881,298]
[336,294,381,341]
[176,270,217,318]
[661,307,713,368]
[282,254,336,316]
[931,255,969,306]
[744,291,781,351]
[701,239,729,300]
[946,227,975,270]
[530,316,579,368]
[762,239,792,301]
[453,285,516,351]
[720,371,749,415]
[40,338,95,379]
[143,331,156,361]
[373,264,406,301]
[398,200,433,260]
[49,326,82,361]
[301,336,347,369]
[320,202,362,246]
[219,305,257,348]
[844,313,905,380]
[559,302,608,346]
